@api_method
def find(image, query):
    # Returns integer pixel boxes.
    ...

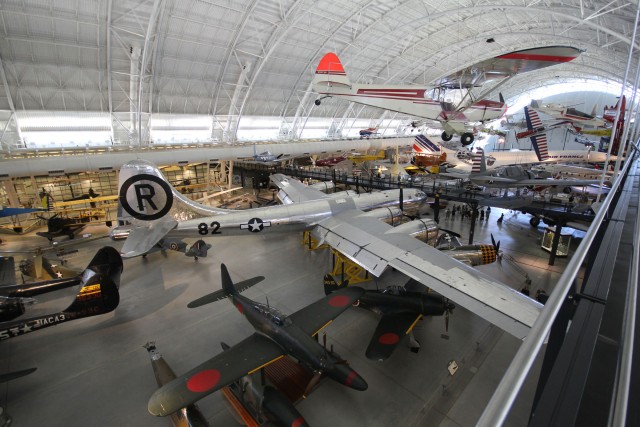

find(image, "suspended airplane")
[35,214,90,242]
[0,246,122,341]
[434,46,581,89]
[324,274,454,361]
[530,100,607,128]
[359,127,379,139]
[115,160,541,340]
[312,53,507,146]
[147,264,366,417]
[441,148,602,190]
[517,106,577,146]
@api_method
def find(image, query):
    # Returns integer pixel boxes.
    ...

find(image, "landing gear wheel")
[314,99,321,106]
[530,216,541,227]
[461,132,474,146]
[441,131,453,141]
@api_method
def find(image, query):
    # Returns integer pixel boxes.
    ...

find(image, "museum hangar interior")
[0,1,639,426]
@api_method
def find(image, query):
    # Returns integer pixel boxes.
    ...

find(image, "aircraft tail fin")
[471,148,486,174]
[412,134,441,154]
[312,53,351,88]
[323,274,349,295]
[524,107,549,161]
[118,160,228,223]
[221,263,237,297]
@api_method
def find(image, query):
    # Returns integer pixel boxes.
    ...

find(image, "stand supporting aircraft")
[0,246,122,341]
[115,160,541,340]
[324,275,454,361]
[148,264,366,417]
[441,148,602,190]
[312,53,506,146]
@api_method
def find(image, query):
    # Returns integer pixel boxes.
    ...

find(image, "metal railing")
[477,143,639,426]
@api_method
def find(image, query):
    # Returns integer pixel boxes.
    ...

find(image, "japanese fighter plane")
[115,160,541,340]
[147,264,366,417]
[324,274,454,361]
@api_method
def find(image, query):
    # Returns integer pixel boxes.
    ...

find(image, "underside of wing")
[270,174,331,203]
[121,220,178,258]
[148,333,284,417]
[288,287,364,336]
[311,211,542,339]
[515,178,601,187]
[365,312,422,361]
[472,176,516,183]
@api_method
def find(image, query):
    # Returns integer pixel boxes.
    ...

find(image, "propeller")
[490,233,501,253]
[439,228,462,238]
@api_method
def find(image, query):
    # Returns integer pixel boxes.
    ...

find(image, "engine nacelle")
[384,218,439,246]
[360,207,404,225]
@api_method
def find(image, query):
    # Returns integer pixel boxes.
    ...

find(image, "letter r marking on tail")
[134,183,158,211]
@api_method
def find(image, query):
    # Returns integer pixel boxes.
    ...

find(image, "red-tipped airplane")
[312,52,506,146]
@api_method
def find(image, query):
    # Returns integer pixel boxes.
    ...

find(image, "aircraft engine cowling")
[384,218,439,246]
[360,207,404,225]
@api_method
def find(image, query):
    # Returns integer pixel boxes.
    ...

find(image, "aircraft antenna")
[265,295,270,308]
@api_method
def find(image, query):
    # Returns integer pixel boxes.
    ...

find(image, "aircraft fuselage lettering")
[134,183,158,211]
[197,221,221,235]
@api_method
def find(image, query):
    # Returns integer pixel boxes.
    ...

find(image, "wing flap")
[289,287,364,336]
[314,212,542,339]
[148,333,284,416]
[365,312,423,361]
[121,220,178,258]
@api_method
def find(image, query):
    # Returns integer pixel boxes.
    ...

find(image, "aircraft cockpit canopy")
[253,302,290,326]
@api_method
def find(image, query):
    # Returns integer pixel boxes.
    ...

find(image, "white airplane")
[312,53,507,146]
[530,100,607,129]
[115,160,541,339]
[442,148,602,190]
[412,134,611,172]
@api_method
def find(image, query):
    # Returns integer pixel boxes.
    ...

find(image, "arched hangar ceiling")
[0,0,637,143]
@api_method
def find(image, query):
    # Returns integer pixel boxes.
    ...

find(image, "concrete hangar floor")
[0,201,578,426]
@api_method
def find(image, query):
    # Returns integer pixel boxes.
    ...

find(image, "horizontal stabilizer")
[121,220,178,258]
[187,276,265,308]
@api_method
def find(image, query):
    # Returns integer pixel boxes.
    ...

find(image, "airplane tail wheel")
[461,133,474,146]
[441,131,453,142]
[314,99,321,106]
[530,216,541,227]
[169,242,179,251]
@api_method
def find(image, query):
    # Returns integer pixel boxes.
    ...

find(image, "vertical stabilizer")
[524,107,549,161]
[312,53,351,88]
[221,264,237,297]
[471,148,486,174]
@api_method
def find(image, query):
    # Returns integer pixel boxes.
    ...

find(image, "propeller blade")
[302,372,323,398]
[399,187,404,212]
[440,228,462,238]
[499,92,505,104]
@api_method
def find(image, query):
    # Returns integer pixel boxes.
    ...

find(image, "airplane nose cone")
[344,369,368,391]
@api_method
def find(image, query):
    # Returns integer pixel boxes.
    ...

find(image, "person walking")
[497,213,504,224]
[486,206,491,221]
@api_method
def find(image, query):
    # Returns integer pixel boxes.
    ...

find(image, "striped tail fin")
[471,148,486,173]
[412,134,441,154]
[524,106,549,161]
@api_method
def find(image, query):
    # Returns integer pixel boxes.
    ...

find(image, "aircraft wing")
[270,174,332,203]
[288,287,364,336]
[438,171,470,180]
[365,311,422,361]
[471,176,516,183]
[148,332,284,416]
[0,257,16,287]
[120,220,178,258]
[509,178,601,187]
[310,211,542,339]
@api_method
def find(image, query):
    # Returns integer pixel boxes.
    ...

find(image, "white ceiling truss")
[0,0,638,148]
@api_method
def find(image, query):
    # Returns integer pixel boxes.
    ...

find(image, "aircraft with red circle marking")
[148,263,366,418]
